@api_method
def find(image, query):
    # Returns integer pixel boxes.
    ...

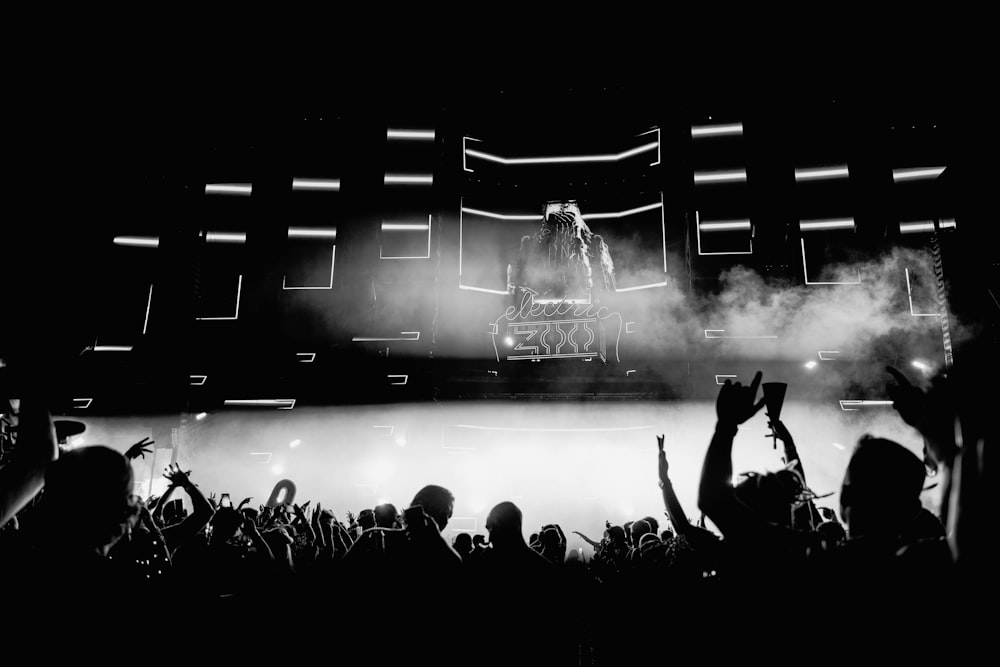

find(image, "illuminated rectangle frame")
[197,274,243,320]
[800,239,861,285]
[696,211,753,256]
[283,246,336,290]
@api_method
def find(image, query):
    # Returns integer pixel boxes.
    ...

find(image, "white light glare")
[205,231,247,244]
[113,236,159,248]
[292,178,340,191]
[289,439,301,448]
[893,167,946,182]
[911,360,932,374]
[288,227,337,239]
[691,122,743,138]
[387,129,435,140]
[799,219,855,231]
[195,412,208,421]
[382,223,430,231]
[384,174,433,185]
[699,220,751,232]
[794,166,850,181]
[504,337,514,347]
[693,169,747,184]
[804,361,818,369]
[205,183,252,196]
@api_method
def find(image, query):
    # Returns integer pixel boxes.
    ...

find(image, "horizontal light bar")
[352,332,420,342]
[818,350,840,360]
[900,221,936,234]
[799,218,855,231]
[93,345,133,352]
[704,329,777,339]
[691,122,743,138]
[461,207,542,221]
[113,236,159,248]
[699,220,752,232]
[893,167,946,182]
[615,281,668,293]
[388,374,409,386]
[387,129,435,140]
[585,202,663,220]
[384,174,433,185]
[458,284,510,295]
[939,218,957,229]
[205,183,252,196]
[288,227,337,240]
[382,223,430,231]
[465,141,657,166]
[794,166,849,182]
[839,400,894,411]
[224,399,296,410]
[694,169,747,184]
[292,178,340,191]
[205,231,247,244]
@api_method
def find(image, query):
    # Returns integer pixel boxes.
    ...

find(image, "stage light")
[832,443,845,451]
[114,236,159,248]
[900,221,936,234]
[799,218,855,232]
[691,122,743,138]
[804,361,818,369]
[693,169,747,184]
[205,183,252,196]
[504,337,514,347]
[291,178,340,191]
[270,464,284,476]
[289,439,301,448]
[205,231,247,244]
[387,129,435,140]
[381,223,430,231]
[794,165,850,182]
[911,360,933,375]
[288,227,337,239]
[384,174,433,185]
[699,220,752,232]
[195,412,208,421]
[893,167,946,182]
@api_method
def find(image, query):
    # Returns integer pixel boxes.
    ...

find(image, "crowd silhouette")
[0,339,993,662]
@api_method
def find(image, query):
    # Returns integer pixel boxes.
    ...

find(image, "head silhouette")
[486,501,525,549]
[374,503,399,528]
[453,532,473,555]
[41,445,137,555]
[840,435,925,538]
[410,485,454,532]
[733,469,804,528]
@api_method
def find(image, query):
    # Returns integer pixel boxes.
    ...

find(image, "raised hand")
[656,434,665,452]
[125,437,155,460]
[208,492,218,509]
[716,371,766,426]
[237,497,252,510]
[163,463,192,488]
[658,446,670,483]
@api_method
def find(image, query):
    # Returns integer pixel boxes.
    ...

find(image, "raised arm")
[698,372,768,539]
[657,434,692,535]
[0,399,58,528]
[159,464,215,553]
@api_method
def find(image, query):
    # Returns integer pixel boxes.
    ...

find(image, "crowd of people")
[0,342,992,661]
